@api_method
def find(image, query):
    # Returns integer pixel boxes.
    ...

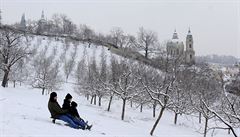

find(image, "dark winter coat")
[48,100,68,119]
[69,101,80,118]
[62,99,71,110]
[69,106,80,118]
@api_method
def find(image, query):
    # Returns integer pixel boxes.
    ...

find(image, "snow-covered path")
[0,84,232,137]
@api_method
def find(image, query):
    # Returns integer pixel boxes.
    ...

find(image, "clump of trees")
[31,46,62,95]
[0,29,30,87]
[75,48,240,137]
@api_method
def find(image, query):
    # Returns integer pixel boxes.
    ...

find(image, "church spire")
[21,13,25,22]
[187,27,192,35]
[20,13,26,30]
[172,29,179,39]
[41,10,45,19]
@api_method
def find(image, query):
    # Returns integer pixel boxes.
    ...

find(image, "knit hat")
[71,101,78,107]
[65,93,72,100]
[49,92,57,102]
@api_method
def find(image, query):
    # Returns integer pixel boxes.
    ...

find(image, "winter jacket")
[69,107,80,118]
[48,101,68,119]
[62,99,71,110]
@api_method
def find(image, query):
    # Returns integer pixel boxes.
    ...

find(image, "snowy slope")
[0,83,233,137]
[0,36,236,137]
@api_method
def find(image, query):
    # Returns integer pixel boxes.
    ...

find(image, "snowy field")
[0,83,234,137]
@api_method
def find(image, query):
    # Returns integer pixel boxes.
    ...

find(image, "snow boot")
[79,126,86,130]
[86,125,92,130]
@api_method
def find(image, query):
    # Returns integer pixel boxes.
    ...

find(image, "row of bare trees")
[20,13,159,59]
[0,12,161,90]
[74,49,239,137]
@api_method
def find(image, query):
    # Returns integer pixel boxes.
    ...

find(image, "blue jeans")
[66,114,87,128]
[58,115,79,129]
[58,114,87,129]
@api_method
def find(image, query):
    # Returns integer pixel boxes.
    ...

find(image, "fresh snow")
[0,83,233,137]
[0,36,236,137]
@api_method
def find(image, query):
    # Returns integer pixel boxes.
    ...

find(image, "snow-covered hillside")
[0,33,238,137]
[0,83,233,137]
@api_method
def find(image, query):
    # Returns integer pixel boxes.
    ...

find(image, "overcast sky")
[1,0,239,58]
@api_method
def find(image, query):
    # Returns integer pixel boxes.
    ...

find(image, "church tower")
[20,13,26,30]
[185,28,195,65]
[37,10,47,33]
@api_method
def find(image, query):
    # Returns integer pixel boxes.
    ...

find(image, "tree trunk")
[90,95,94,104]
[121,99,126,120]
[42,88,45,95]
[203,117,208,137]
[174,113,178,125]
[13,80,16,88]
[130,100,133,108]
[150,106,165,136]
[98,96,102,106]
[153,102,156,118]
[229,126,238,137]
[107,95,113,111]
[94,95,96,105]
[199,112,202,124]
[145,46,148,59]
[1,70,9,87]
[86,94,89,100]
[66,76,68,82]
[140,103,143,112]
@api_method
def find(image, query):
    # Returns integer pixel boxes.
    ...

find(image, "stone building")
[167,29,195,65]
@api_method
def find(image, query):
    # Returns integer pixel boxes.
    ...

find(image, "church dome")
[168,29,182,44]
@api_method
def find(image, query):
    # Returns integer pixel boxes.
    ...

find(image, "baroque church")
[19,11,47,33]
[166,29,195,65]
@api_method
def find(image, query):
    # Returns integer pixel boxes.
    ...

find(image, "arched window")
[189,44,192,48]
[190,54,192,59]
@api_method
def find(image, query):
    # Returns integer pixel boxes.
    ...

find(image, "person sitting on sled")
[48,92,91,130]
[62,93,92,130]
[70,101,90,128]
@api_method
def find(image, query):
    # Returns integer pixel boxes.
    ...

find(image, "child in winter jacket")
[70,101,92,130]
[62,93,72,110]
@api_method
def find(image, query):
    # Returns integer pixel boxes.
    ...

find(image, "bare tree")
[202,71,240,137]
[75,46,87,84]
[60,14,76,35]
[201,92,239,137]
[64,48,76,82]
[0,29,30,87]
[9,58,28,87]
[106,60,141,120]
[86,51,99,105]
[187,65,222,137]
[109,27,126,48]
[31,48,62,95]
[141,70,175,136]
[136,27,158,59]
[78,24,95,42]
[106,54,119,111]
[96,47,108,106]
[169,67,196,125]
